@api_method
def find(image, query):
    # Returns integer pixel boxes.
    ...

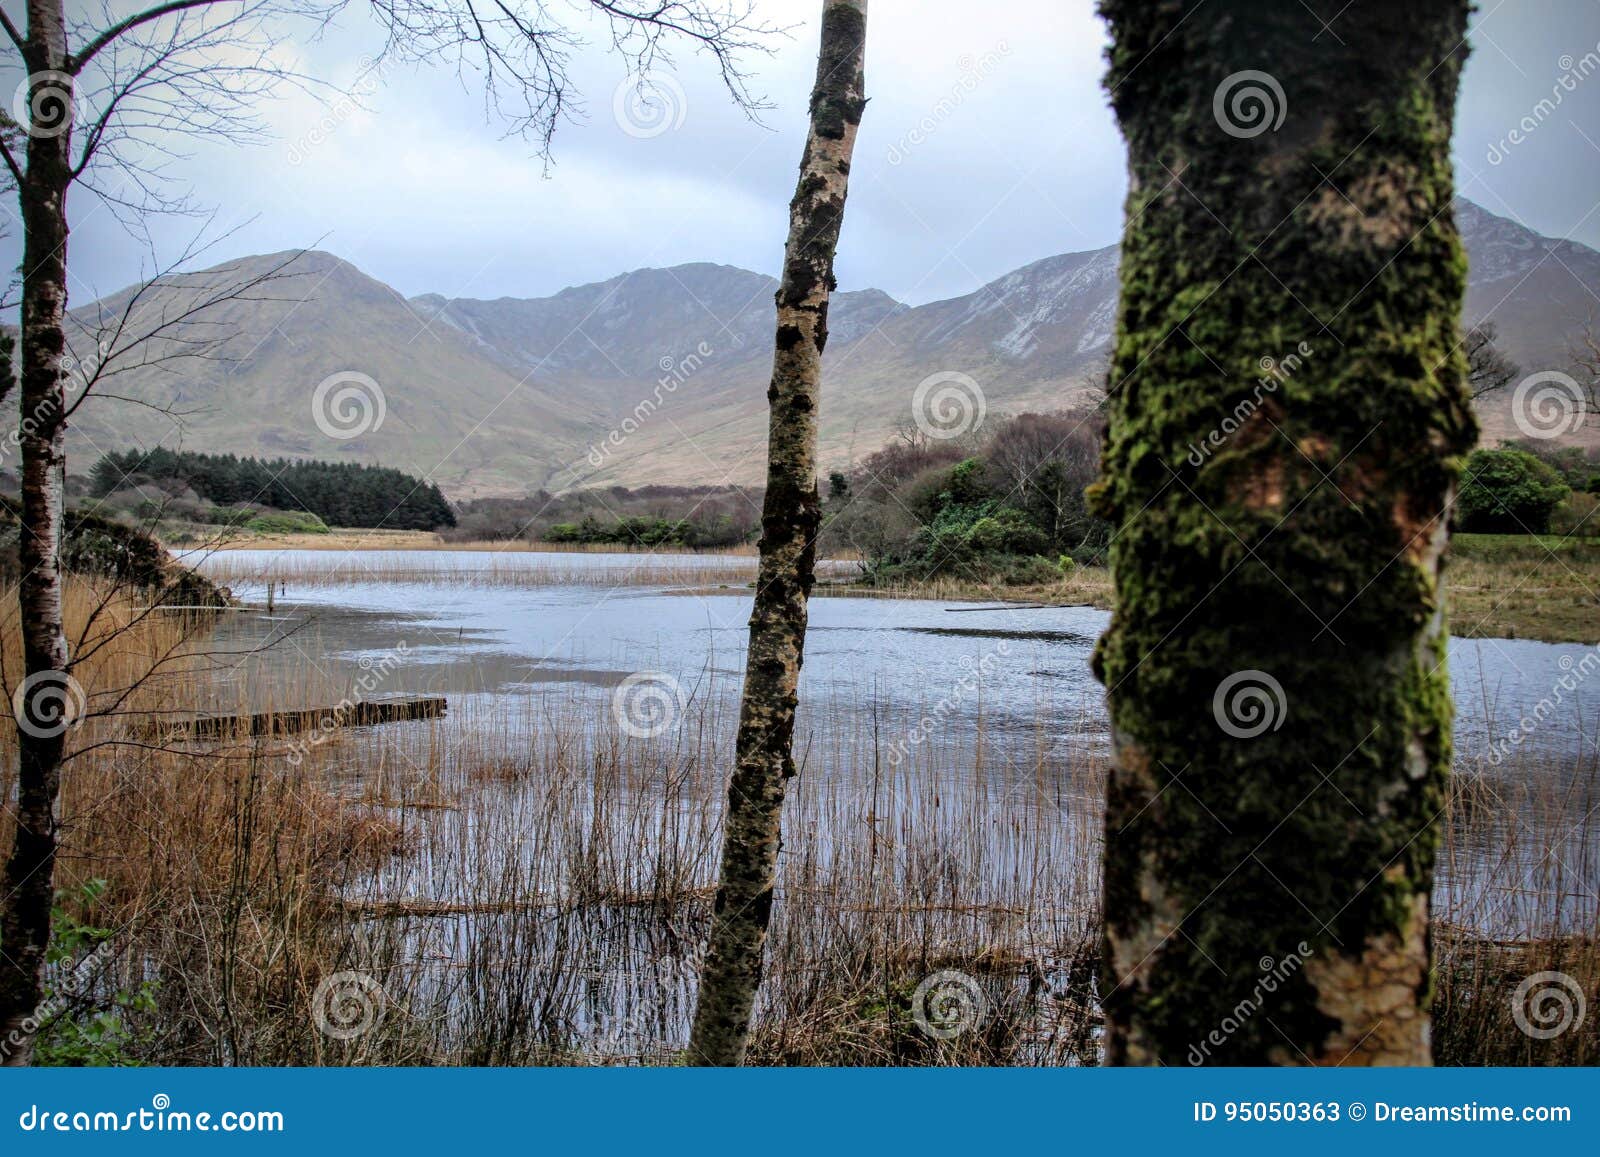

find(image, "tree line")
[89,450,456,531]
[450,485,760,548]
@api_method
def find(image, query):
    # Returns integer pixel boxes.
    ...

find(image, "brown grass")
[192,550,862,591]
[1446,555,1600,644]
[825,566,1116,612]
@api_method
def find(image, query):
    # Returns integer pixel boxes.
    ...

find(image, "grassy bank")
[1442,533,1599,644]
[818,567,1116,612]
[830,534,1600,644]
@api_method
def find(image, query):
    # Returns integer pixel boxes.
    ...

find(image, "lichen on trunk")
[1092,0,1476,1065]
[688,0,867,1067]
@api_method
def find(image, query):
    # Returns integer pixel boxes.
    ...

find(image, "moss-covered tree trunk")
[688,0,866,1067]
[1092,0,1476,1065]
[1,0,76,1068]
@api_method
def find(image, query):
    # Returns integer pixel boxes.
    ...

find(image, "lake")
[186,547,1600,940]
[196,547,1598,766]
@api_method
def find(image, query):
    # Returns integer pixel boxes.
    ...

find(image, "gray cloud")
[20,0,1600,309]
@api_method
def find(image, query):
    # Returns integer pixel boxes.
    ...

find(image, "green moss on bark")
[1093,0,1475,1064]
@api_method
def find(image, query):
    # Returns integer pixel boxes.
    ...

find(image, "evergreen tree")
[89,450,456,529]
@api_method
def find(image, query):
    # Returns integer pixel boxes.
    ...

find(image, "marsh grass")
[193,529,767,555]
[1446,554,1600,643]
[827,566,1116,612]
[1,575,1596,1066]
[192,549,858,591]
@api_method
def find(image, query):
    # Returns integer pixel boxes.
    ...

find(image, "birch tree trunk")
[688,0,866,1067]
[1092,0,1475,1065]
[0,0,75,1067]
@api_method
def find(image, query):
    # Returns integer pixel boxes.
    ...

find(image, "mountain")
[1455,199,1600,445]
[63,251,593,498]
[55,199,1600,498]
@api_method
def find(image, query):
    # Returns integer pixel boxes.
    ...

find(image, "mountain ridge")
[55,198,1600,498]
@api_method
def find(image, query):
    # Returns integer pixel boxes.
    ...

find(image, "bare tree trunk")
[1092,0,1475,1065]
[688,0,866,1067]
[0,0,75,1067]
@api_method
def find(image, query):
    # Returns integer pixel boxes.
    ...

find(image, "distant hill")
[52,198,1600,499]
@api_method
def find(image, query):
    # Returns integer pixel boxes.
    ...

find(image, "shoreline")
[173,530,1597,646]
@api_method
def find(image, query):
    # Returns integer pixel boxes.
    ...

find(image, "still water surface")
[197,548,1599,767]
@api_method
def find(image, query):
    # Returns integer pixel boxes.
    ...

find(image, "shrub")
[1503,439,1600,493]
[964,508,1050,556]
[451,486,760,547]
[0,498,228,606]
[1456,447,1570,534]
[826,410,1110,579]
[547,515,686,545]
[244,511,329,535]
[993,554,1065,586]
[17,880,158,1067]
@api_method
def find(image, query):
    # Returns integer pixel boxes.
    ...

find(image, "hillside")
[62,252,593,498]
[53,198,1600,498]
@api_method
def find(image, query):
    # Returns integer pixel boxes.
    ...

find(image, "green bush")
[0,498,229,606]
[823,411,1110,582]
[547,515,692,546]
[1456,448,1570,535]
[963,508,1051,556]
[994,555,1066,585]
[1502,440,1600,493]
[2,880,157,1066]
[244,510,330,535]
[205,506,259,526]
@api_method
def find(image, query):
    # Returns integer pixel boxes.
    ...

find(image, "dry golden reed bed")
[191,548,862,591]
[204,528,763,555]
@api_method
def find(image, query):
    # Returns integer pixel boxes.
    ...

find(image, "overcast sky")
[20,0,1600,308]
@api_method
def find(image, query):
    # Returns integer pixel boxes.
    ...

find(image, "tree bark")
[1092,0,1474,1065]
[688,0,866,1067]
[0,0,75,1068]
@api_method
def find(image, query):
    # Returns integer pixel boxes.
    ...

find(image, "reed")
[202,530,766,556]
